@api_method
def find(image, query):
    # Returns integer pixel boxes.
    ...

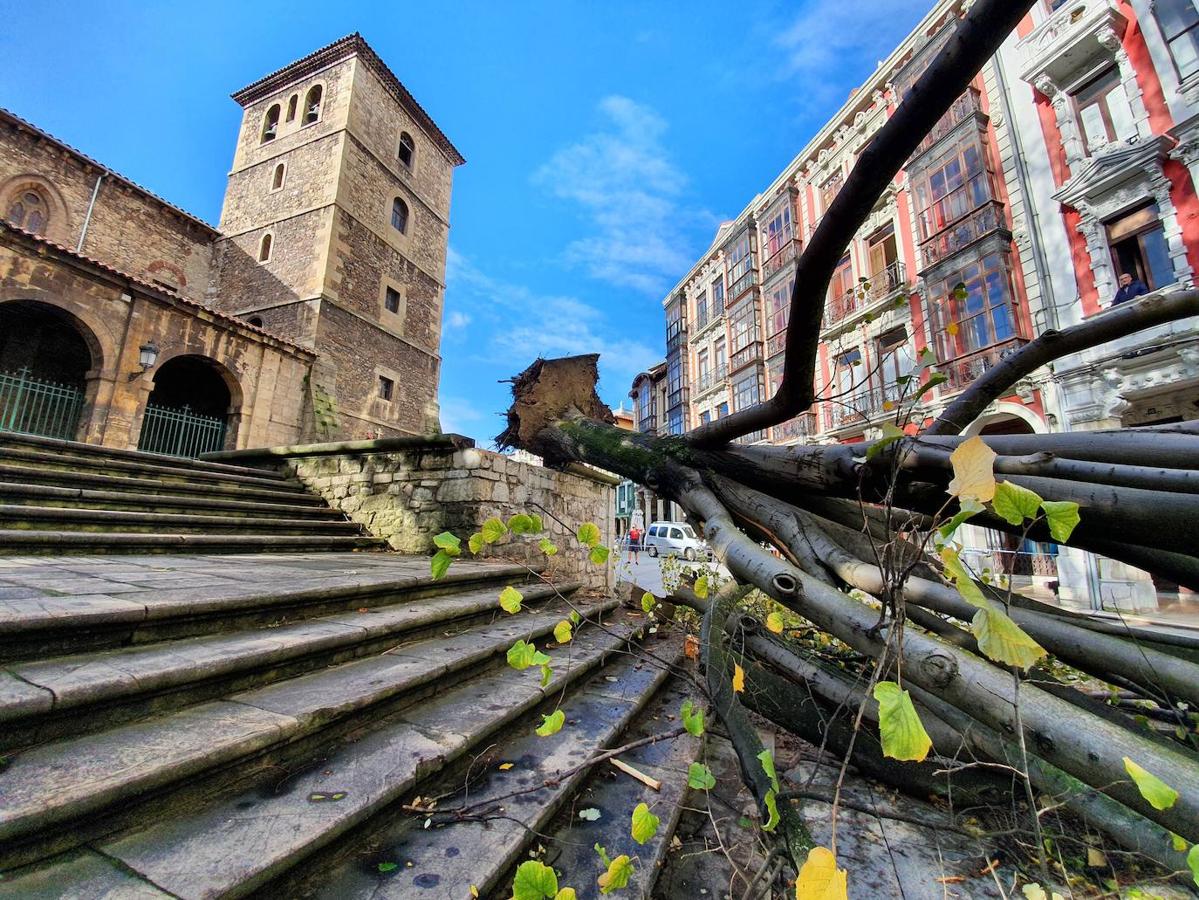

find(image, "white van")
[643,521,711,561]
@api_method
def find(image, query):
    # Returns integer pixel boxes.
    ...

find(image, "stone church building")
[0,33,463,456]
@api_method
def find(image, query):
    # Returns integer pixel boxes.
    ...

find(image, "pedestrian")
[627,525,641,564]
[1112,272,1149,305]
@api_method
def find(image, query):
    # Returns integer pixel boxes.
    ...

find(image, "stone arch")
[0,173,72,245]
[962,402,1047,437]
[136,352,245,455]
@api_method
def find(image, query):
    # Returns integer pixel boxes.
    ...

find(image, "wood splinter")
[609,758,661,791]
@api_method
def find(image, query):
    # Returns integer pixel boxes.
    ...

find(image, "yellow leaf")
[732,664,745,694]
[947,435,997,503]
[553,620,573,644]
[873,681,933,762]
[1124,757,1179,810]
[498,762,515,771]
[946,321,959,336]
[499,586,524,614]
[555,890,577,900]
[597,855,634,894]
[971,605,1046,670]
[795,846,848,900]
[470,886,479,898]
[536,709,565,737]
[766,611,785,634]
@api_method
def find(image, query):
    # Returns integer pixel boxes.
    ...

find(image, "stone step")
[0,464,321,506]
[0,578,577,749]
[2,616,654,899]
[0,481,347,519]
[0,529,386,556]
[0,430,292,482]
[0,443,302,492]
[0,556,531,660]
[0,598,621,869]
[0,504,363,536]
[301,642,689,900]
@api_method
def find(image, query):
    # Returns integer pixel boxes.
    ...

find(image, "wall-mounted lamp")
[129,341,159,381]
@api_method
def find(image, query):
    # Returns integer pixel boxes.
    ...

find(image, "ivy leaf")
[432,531,461,556]
[865,422,905,461]
[589,545,610,565]
[507,639,540,670]
[947,436,997,503]
[732,664,746,694]
[597,855,633,894]
[938,498,984,540]
[594,843,611,868]
[540,662,553,687]
[577,522,602,548]
[992,481,1043,526]
[1171,832,1189,853]
[481,517,508,544]
[508,513,537,535]
[530,514,545,533]
[681,700,705,736]
[874,681,933,762]
[758,749,780,792]
[762,789,780,832]
[687,762,716,790]
[569,610,581,626]
[555,890,577,900]
[536,709,565,737]
[940,547,988,608]
[631,802,660,845]
[921,372,948,395]
[766,611,785,634]
[1123,757,1179,810]
[694,576,710,599]
[377,861,399,873]
[468,532,484,555]
[512,859,559,900]
[539,537,559,556]
[430,550,453,581]
[795,846,848,900]
[971,606,1046,670]
[1041,500,1081,543]
[499,585,524,614]
[553,620,573,644]
[641,592,656,613]
[1187,844,1198,889]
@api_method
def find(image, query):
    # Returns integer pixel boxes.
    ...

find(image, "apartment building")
[649,0,1199,619]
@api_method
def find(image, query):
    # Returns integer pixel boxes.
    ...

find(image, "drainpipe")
[77,170,106,254]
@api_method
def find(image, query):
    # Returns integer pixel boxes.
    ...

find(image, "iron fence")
[0,368,84,441]
[137,404,228,458]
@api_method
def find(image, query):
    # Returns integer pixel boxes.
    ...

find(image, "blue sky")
[0,0,929,445]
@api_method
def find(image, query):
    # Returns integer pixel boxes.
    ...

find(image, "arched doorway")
[137,356,236,457]
[0,300,95,440]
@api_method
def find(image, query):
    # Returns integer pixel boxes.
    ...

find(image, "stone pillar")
[1169,135,1199,209]
[1149,174,1196,286]
[1075,205,1117,303]
[1097,26,1153,140]
[1036,75,1087,168]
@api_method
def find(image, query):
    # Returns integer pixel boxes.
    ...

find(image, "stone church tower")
[210,34,464,439]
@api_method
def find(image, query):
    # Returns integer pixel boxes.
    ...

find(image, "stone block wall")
[215,437,617,591]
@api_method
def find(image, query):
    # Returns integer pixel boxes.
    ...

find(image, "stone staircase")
[0,431,384,553]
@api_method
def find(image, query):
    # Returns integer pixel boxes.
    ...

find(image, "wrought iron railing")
[919,200,1007,270]
[728,268,757,302]
[734,429,768,445]
[911,88,983,160]
[731,341,763,372]
[822,260,908,329]
[695,363,728,393]
[0,368,84,441]
[942,338,1028,392]
[137,404,228,458]
[637,415,659,435]
[772,411,818,444]
[961,547,1059,578]
[762,237,801,281]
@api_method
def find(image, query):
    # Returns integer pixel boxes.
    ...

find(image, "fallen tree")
[494,0,1199,890]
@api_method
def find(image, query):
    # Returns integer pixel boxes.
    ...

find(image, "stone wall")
[211,436,617,591]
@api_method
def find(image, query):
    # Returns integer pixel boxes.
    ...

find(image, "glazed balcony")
[919,200,1008,271]
[728,268,758,304]
[637,415,659,435]
[762,237,801,281]
[694,363,729,395]
[666,386,690,412]
[766,329,788,358]
[730,341,764,372]
[942,338,1029,393]
[772,411,818,444]
[910,88,984,162]
[821,260,908,335]
[666,318,688,352]
[734,429,769,445]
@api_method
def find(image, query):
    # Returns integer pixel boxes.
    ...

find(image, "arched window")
[6,190,48,235]
[303,85,323,125]
[248,316,264,327]
[258,233,273,262]
[261,104,281,143]
[398,132,416,168]
[272,163,286,190]
[391,197,409,234]
[285,93,299,123]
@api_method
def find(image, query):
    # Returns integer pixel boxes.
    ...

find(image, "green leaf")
[536,709,565,737]
[762,789,780,832]
[377,861,399,873]
[530,514,544,533]
[631,802,660,845]
[766,611,785,634]
[938,497,984,540]
[594,843,611,868]
[507,639,538,670]
[597,855,633,894]
[569,610,581,625]
[555,889,577,900]
[687,762,716,790]
[865,422,905,461]
[430,550,453,581]
[992,481,1043,526]
[694,576,710,599]
[1187,843,1198,889]
[577,522,602,547]
[1123,757,1179,810]
[681,699,705,736]
[499,585,524,614]
[971,605,1046,670]
[589,545,610,565]
[641,592,656,613]
[874,681,933,762]
[540,662,553,687]
[512,859,559,900]
[481,517,507,544]
[508,513,537,535]
[1171,831,1188,853]
[921,372,948,394]
[940,547,988,609]
[468,532,484,554]
[539,537,559,556]
[432,531,461,556]
[553,620,573,644]
[758,749,780,792]
[1041,500,1081,542]
[953,281,968,300]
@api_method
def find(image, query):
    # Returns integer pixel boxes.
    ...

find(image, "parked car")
[644,521,711,561]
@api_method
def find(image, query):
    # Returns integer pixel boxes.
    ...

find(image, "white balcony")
[1018,0,1127,88]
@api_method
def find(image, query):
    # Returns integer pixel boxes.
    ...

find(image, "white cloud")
[532,95,712,296]
[438,395,485,436]
[446,310,472,330]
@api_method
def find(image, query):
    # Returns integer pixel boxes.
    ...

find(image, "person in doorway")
[627,525,641,564]
[1113,272,1149,305]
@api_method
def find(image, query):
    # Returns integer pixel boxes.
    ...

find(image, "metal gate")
[0,367,85,440]
[137,403,227,458]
